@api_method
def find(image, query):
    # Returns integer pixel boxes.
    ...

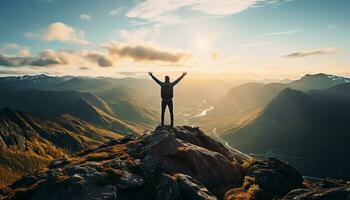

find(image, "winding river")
[182,102,324,178]
[194,106,214,117]
[183,102,319,163]
[182,103,251,159]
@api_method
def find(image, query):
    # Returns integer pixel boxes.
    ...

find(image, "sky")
[0,0,349,80]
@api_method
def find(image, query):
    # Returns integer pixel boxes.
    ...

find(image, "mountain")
[0,75,159,127]
[1,126,348,200]
[0,74,73,90]
[0,88,140,134]
[216,73,350,116]
[290,73,350,91]
[0,108,124,185]
[208,73,350,132]
[223,84,350,179]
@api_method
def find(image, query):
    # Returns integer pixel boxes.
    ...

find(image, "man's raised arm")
[172,72,187,86]
[148,72,162,85]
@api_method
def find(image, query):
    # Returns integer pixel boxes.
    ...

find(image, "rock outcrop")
[281,179,350,200]
[0,126,348,200]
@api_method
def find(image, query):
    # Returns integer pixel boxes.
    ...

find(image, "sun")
[194,35,211,51]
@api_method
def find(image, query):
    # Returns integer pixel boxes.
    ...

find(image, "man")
[149,72,187,127]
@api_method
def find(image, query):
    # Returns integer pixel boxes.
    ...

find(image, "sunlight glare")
[194,35,211,51]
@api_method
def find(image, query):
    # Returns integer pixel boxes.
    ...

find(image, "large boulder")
[137,127,242,194]
[157,173,217,200]
[281,186,350,200]
[246,157,304,195]
[280,179,350,200]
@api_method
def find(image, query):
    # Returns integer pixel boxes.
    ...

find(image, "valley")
[1,73,350,186]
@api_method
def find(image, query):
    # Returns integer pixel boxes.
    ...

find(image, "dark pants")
[161,99,173,126]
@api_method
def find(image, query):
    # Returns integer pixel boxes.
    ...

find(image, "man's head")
[165,76,170,82]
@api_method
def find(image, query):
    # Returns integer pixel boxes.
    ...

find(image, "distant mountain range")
[223,83,350,179]
[209,73,350,131]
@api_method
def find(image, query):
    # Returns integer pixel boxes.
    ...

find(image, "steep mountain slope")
[207,73,350,133]
[0,75,159,128]
[223,84,350,179]
[1,126,348,200]
[0,88,112,116]
[0,88,140,134]
[0,108,124,185]
[94,85,158,126]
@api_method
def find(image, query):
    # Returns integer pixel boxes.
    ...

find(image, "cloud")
[1,43,31,57]
[117,27,160,42]
[79,66,90,70]
[2,43,22,50]
[126,0,287,24]
[240,42,270,48]
[17,49,32,57]
[0,55,17,67]
[109,8,123,16]
[284,47,338,58]
[0,68,28,75]
[1,41,191,68]
[80,14,91,21]
[254,30,301,38]
[30,49,69,66]
[37,0,53,2]
[103,41,191,63]
[24,32,39,39]
[84,51,113,67]
[42,22,90,45]
[0,49,72,67]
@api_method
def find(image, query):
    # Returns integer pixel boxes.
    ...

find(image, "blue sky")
[0,0,349,79]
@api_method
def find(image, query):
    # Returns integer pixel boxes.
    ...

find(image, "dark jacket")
[151,75,185,100]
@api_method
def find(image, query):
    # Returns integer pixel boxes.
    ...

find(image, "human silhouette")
[149,72,187,127]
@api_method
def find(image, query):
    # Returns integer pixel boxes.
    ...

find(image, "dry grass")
[241,158,263,173]
[0,150,51,185]
[225,176,266,200]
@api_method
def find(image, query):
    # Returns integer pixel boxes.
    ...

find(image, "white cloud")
[24,32,39,39]
[240,42,270,48]
[37,0,53,2]
[109,9,121,16]
[17,49,32,57]
[1,43,31,57]
[0,51,65,67]
[117,27,160,42]
[254,30,301,38]
[80,14,91,21]
[2,43,22,50]
[126,0,286,24]
[285,47,338,58]
[42,22,90,45]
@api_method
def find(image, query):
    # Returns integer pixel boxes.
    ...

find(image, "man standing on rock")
[149,72,187,127]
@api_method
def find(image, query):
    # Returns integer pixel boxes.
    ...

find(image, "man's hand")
[148,72,153,76]
[183,72,187,76]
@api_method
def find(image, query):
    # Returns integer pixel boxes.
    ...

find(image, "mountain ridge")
[223,84,350,179]
[0,108,124,185]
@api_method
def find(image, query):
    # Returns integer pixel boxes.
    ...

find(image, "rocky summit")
[0,126,349,200]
